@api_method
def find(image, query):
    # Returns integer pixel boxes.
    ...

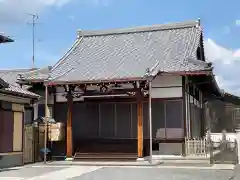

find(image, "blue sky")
[0,0,240,95]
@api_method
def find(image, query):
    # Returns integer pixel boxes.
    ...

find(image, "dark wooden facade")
[34,76,191,160]
[48,99,183,157]
[32,71,219,161]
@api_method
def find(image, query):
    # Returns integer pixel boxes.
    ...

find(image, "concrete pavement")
[0,166,67,179]
[70,167,235,180]
[0,163,237,180]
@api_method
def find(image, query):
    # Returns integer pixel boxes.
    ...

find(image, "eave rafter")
[54,80,149,99]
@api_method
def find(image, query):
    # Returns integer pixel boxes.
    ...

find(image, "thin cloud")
[0,0,74,23]
[67,15,75,21]
[222,26,230,34]
[236,19,240,26]
[204,38,240,96]
[204,38,240,64]
[85,0,111,7]
[0,0,111,23]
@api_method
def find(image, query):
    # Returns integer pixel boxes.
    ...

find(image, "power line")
[27,14,39,69]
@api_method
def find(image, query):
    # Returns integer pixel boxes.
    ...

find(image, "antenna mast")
[28,14,39,69]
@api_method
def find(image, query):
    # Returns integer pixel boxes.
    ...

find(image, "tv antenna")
[27,14,39,69]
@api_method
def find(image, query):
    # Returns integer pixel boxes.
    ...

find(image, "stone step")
[74,152,137,161]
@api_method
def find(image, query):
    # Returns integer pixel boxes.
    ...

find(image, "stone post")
[235,124,240,164]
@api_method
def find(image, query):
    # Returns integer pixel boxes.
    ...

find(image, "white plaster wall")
[151,75,182,98]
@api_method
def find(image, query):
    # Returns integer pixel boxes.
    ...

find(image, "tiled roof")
[48,20,211,83]
[0,78,9,88]
[0,69,40,98]
[18,66,51,82]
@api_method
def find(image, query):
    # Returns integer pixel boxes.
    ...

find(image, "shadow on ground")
[0,168,19,172]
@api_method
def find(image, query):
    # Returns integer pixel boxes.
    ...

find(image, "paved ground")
[0,166,68,179]
[0,164,237,180]
[70,167,235,180]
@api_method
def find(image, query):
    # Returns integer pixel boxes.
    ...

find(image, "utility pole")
[27,14,39,69]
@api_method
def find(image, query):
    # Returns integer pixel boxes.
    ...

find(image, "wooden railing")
[185,137,208,157]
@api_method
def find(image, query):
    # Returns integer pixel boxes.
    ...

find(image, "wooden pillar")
[66,90,73,159]
[137,101,143,158]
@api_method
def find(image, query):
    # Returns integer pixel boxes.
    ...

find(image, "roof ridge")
[19,66,51,75]
[79,20,200,37]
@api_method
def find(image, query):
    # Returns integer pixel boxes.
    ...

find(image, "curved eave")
[50,37,83,71]
[0,88,40,99]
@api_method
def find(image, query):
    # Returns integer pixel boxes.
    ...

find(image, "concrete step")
[74,152,138,161]
[157,158,210,164]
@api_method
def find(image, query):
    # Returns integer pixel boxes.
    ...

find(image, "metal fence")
[209,135,238,164]
[202,99,239,164]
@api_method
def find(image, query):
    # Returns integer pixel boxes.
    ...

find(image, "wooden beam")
[137,100,143,158]
[66,90,73,159]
